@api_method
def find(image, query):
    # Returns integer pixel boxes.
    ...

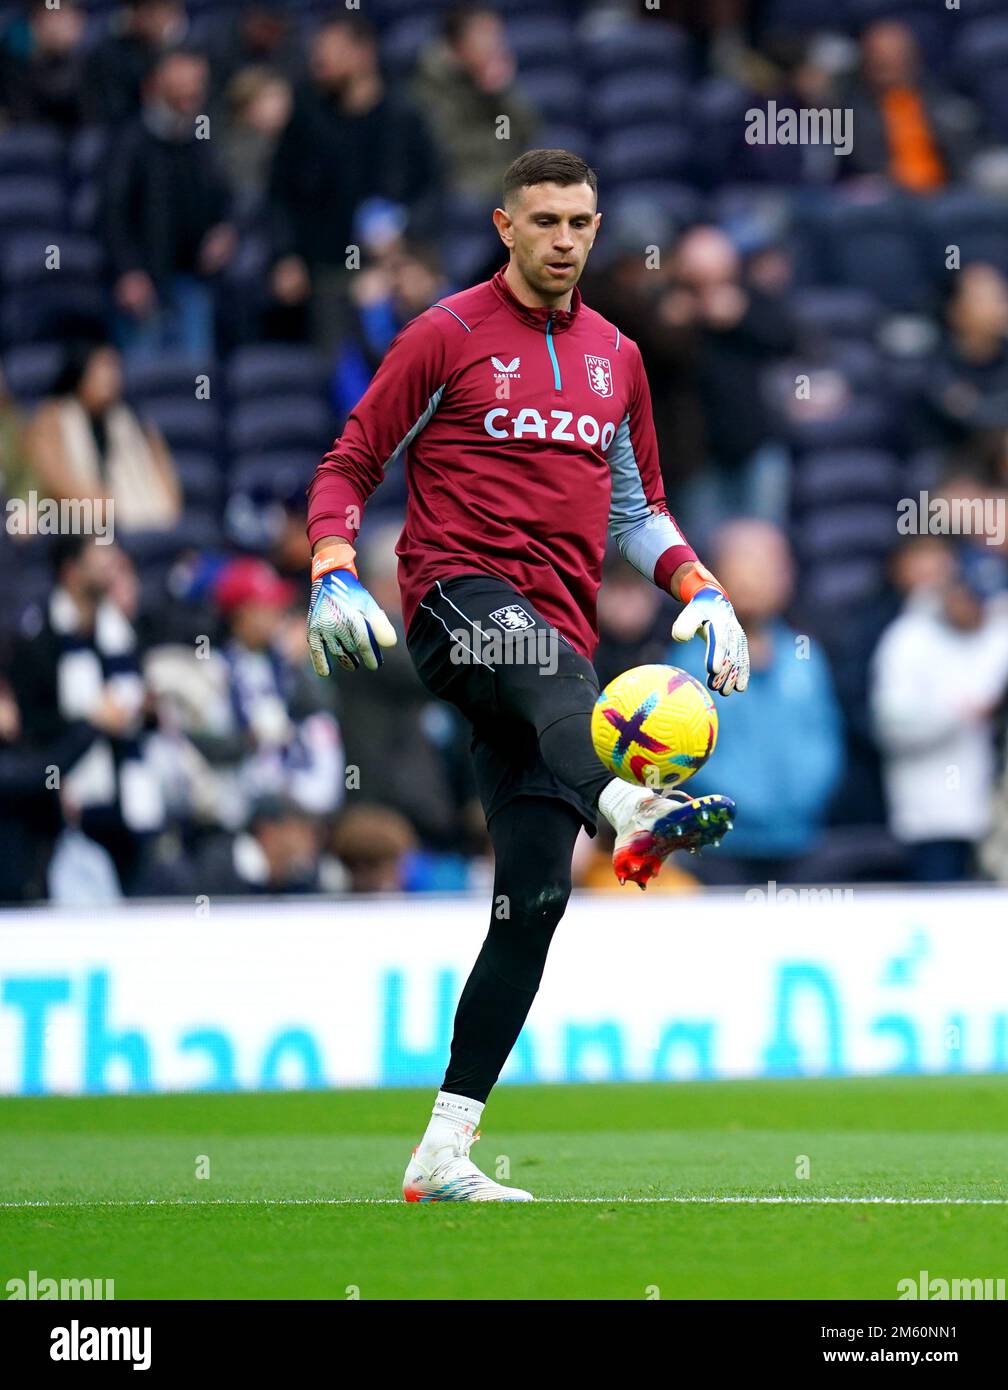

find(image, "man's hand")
[307,555,397,675]
[670,564,750,697]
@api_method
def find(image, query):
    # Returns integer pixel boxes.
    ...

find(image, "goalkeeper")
[307,150,749,1202]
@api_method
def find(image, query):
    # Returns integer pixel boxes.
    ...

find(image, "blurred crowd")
[3,0,1008,900]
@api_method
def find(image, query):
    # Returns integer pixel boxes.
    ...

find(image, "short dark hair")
[502,149,598,207]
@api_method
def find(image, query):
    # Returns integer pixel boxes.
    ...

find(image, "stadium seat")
[798,505,896,564]
[579,21,690,78]
[0,125,64,177]
[226,345,328,401]
[819,199,931,312]
[172,451,226,508]
[139,397,223,454]
[513,68,586,125]
[782,394,897,453]
[229,451,319,502]
[594,124,693,188]
[0,233,106,345]
[917,191,1008,281]
[227,397,333,456]
[0,176,66,232]
[790,287,883,342]
[124,355,217,404]
[1,343,65,403]
[506,17,576,74]
[379,13,441,77]
[591,72,689,133]
[791,448,903,511]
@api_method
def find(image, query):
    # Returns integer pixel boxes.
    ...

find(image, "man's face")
[495,182,600,301]
[155,54,208,116]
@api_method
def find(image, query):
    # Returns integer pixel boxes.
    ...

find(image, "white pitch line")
[2,1195,1008,1209]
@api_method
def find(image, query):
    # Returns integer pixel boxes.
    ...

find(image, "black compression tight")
[442,795,585,1103]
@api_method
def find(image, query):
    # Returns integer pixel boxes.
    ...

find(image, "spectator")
[842,20,974,192]
[0,0,87,130]
[8,535,166,893]
[330,804,418,893]
[927,265,1008,445]
[332,523,474,848]
[207,5,302,97]
[105,48,236,358]
[871,535,1008,881]
[268,15,440,350]
[85,0,188,126]
[665,226,795,547]
[673,520,844,883]
[413,5,540,199]
[330,240,449,428]
[192,794,325,895]
[24,342,182,534]
[593,551,674,690]
[212,555,344,822]
[220,66,293,214]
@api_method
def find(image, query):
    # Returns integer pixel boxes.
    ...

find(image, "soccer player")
[306,150,749,1201]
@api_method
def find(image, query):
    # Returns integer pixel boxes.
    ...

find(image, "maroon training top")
[307,267,696,657]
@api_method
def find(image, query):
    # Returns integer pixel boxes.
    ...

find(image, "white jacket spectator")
[871,588,1008,850]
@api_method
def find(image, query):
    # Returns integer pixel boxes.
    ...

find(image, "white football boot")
[613,789,736,888]
[403,1128,534,1203]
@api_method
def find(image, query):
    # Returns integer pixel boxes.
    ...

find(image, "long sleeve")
[306,310,453,549]
[605,339,696,591]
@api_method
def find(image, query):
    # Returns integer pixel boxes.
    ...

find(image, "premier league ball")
[591,663,718,790]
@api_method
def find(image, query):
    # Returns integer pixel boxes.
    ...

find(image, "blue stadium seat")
[591,72,689,133]
[594,124,693,188]
[783,393,897,453]
[918,191,1008,281]
[379,13,441,77]
[513,69,585,125]
[226,345,328,401]
[172,451,226,508]
[505,17,577,74]
[1,343,65,403]
[0,125,64,177]
[790,287,882,341]
[229,451,319,502]
[0,176,66,232]
[579,21,690,78]
[792,448,902,511]
[140,397,223,454]
[821,198,931,312]
[227,397,333,456]
[124,355,215,404]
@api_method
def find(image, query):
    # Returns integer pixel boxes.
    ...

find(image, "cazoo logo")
[484,407,616,449]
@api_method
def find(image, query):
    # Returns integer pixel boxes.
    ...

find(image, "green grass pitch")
[2,1075,1007,1299]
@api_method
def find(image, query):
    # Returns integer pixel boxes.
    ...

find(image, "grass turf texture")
[1,1076,1006,1299]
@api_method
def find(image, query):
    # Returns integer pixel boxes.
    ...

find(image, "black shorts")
[406,573,601,832]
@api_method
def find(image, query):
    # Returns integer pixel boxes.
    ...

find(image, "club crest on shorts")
[489,604,535,632]
[585,355,613,398]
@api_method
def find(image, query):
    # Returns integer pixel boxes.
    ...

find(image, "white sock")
[598,777,654,834]
[418,1090,484,1155]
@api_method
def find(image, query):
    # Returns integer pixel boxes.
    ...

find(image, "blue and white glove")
[671,564,750,697]
[307,558,397,675]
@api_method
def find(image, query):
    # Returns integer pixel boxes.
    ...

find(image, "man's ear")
[492,206,514,248]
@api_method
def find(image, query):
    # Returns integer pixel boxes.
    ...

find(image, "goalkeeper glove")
[307,553,397,676]
[670,561,750,697]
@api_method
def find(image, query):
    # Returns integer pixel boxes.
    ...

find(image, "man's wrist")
[311,536,357,582]
[675,560,729,604]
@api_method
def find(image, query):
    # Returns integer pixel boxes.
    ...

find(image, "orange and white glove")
[307,553,397,675]
[670,562,750,697]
